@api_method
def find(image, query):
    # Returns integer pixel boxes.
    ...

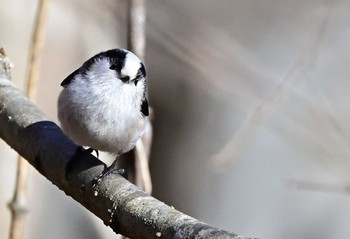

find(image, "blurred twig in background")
[7,0,50,238]
[288,179,350,195]
[210,0,334,171]
[128,0,146,61]
[127,0,153,194]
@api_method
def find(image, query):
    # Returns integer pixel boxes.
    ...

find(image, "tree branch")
[0,52,252,238]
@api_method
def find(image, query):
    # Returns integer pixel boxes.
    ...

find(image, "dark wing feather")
[141,98,149,116]
[60,68,81,87]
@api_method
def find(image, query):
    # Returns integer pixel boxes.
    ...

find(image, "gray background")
[1,0,350,238]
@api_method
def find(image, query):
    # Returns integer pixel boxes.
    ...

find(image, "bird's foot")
[92,167,128,187]
[86,147,99,158]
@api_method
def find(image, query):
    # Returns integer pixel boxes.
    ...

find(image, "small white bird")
[57,49,149,178]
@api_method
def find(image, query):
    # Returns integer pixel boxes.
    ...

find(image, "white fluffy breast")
[57,61,147,155]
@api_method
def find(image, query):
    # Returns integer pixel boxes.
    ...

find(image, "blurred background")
[1,0,350,238]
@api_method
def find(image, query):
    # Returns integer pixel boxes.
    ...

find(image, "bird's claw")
[92,168,128,187]
[86,147,99,158]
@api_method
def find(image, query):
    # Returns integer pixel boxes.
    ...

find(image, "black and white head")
[61,48,146,86]
[60,48,149,117]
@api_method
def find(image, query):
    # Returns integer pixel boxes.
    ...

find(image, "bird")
[57,48,149,181]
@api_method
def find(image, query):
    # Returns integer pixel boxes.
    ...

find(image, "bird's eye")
[109,64,118,70]
[120,76,130,83]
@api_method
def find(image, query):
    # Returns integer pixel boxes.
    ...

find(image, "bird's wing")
[141,98,149,116]
[60,68,81,87]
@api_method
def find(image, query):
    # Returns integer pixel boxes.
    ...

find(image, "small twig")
[8,157,30,239]
[135,122,153,193]
[127,0,146,61]
[26,0,51,102]
[127,0,153,194]
[288,179,350,194]
[8,1,50,239]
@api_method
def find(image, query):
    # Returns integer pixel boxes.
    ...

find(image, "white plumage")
[57,49,148,156]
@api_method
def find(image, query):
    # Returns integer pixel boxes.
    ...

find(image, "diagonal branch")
[0,52,252,239]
